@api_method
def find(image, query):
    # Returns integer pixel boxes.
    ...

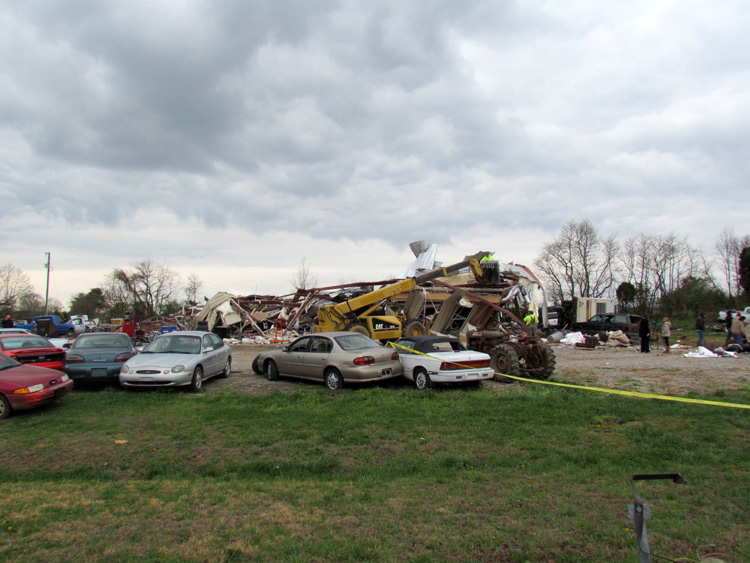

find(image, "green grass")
[1,385,749,562]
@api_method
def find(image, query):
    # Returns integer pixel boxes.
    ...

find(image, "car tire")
[489,343,520,383]
[324,368,343,391]
[266,361,279,381]
[0,394,11,419]
[251,356,262,375]
[414,368,432,390]
[220,357,231,379]
[67,328,75,336]
[189,366,203,391]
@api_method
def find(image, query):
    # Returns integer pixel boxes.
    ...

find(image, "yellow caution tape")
[388,341,750,410]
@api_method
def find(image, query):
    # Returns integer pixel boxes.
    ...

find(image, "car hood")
[0,364,67,388]
[124,353,198,368]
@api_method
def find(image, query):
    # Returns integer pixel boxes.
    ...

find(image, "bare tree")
[290,258,319,291]
[534,220,618,302]
[0,264,35,314]
[714,228,750,299]
[184,273,203,306]
[108,259,182,317]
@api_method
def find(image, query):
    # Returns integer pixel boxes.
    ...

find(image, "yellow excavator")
[314,257,484,341]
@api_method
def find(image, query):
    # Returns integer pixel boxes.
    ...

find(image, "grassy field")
[1,384,749,562]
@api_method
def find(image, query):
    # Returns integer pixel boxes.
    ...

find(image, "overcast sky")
[2,0,749,306]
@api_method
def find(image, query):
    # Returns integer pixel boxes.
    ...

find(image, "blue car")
[63,333,137,382]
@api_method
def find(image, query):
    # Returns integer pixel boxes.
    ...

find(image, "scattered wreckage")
[190,242,557,381]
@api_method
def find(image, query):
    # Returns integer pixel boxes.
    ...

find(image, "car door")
[394,339,417,379]
[202,334,222,375]
[208,334,228,375]
[302,336,333,380]
[277,337,312,377]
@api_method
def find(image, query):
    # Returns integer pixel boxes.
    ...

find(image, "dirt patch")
[206,341,750,397]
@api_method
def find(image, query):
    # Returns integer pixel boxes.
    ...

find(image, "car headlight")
[61,374,69,382]
[120,365,131,374]
[13,384,44,394]
[171,365,185,373]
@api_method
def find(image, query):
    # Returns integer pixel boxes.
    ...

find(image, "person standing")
[2,314,13,328]
[725,311,734,346]
[731,313,745,347]
[695,312,705,347]
[661,317,672,353]
[638,315,650,353]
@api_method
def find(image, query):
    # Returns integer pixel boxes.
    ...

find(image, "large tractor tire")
[401,319,427,338]
[519,344,556,381]
[489,343,520,384]
[537,344,556,380]
[345,323,370,336]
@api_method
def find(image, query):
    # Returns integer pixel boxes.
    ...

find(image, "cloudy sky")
[2,0,749,306]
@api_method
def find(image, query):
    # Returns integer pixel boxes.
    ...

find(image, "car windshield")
[142,335,201,354]
[0,352,21,371]
[0,336,55,350]
[334,334,380,351]
[74,334,132,349]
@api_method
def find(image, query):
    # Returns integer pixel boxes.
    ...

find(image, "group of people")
[637,315,672,354]
[724,311,748,348]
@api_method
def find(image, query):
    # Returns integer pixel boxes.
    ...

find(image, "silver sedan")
[252,331,402,390]
[120,331,231,390]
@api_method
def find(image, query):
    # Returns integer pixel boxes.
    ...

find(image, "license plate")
[91,368,108,377]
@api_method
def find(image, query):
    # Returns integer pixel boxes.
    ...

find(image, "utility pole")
[44,252,51,315]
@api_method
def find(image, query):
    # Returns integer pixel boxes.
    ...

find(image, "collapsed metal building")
[190,241,550,344]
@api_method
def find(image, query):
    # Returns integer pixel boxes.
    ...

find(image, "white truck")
[69,315,97,335]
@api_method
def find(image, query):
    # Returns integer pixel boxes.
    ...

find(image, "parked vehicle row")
[2,329,499,420]
[252,332,494,391]
[0,331,232,419]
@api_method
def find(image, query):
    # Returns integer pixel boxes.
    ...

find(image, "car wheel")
[489,343,520,383]
[0,394,11,419]
[67,328,75,336]
[324,368,343,391]
[414,368,432,390]
[220,357,231,378]
[189,366,203,391]
[266,361,279,381]
[251,356,262,375]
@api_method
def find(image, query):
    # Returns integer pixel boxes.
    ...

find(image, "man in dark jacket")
[638,316,650,353]
[695,312,705,347]
[2,315,13,328]
[725,312,734,346]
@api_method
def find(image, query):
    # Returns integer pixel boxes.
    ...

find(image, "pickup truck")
[718,307,750,321]
[31,315,76,337]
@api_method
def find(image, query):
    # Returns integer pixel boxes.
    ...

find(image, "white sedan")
[119,331,231,390]
[393,335,494,390]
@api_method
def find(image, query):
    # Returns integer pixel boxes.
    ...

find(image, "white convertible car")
[393,335,494,390]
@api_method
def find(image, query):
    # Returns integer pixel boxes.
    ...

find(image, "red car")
[0,352,74,419]
[0,334,66,371]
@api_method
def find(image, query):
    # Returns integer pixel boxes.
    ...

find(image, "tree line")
[534,220,750,318]
[0,259,203,322]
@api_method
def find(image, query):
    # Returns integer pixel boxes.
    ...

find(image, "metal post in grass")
[628,473,687,563]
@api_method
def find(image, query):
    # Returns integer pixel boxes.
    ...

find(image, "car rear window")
[0,336,54,350]
[74,334,132,349]
[334,334,379,351]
